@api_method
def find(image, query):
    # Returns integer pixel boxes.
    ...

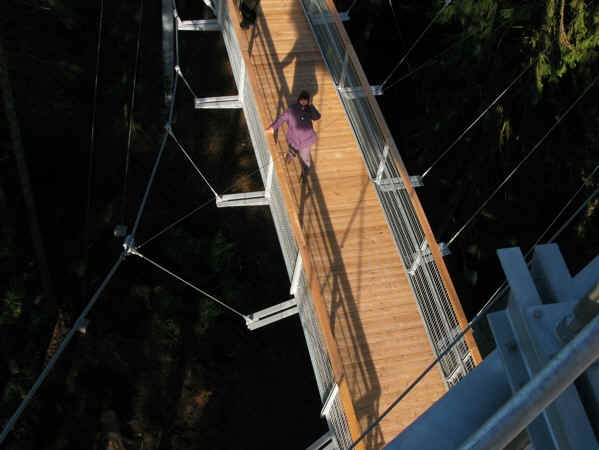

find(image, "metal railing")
[299,0,475,385]
[216,0,354,445]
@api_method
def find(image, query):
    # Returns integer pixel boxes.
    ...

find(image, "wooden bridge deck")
[227,0,453,446]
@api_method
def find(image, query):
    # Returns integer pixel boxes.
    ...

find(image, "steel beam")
[246,298,298,330]
[309,11,349,25]
[195,95,242,109]
[306,431,336,450]
[320,383,339,418]
[459,313,599,450]
[177,18,220,31]
[408,241,450,275]
[216,191,269,208]
[376,175,424,191]
[338,85,382,99]
[290,252,303,295]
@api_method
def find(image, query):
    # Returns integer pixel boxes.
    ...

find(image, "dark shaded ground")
[1,0,326,448]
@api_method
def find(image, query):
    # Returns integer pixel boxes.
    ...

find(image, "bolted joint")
[557,281,599,343]
[122,235,140,257]
[372,84,384,96]
[174,65,182,76]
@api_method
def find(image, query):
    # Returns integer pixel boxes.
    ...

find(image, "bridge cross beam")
[372,144,424,191]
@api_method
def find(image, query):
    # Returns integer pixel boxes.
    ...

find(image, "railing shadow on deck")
[242,3,384,448]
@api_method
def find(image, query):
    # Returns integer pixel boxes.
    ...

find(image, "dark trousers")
[239,0,259,28]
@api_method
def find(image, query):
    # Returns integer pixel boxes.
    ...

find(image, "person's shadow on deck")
[279,38,319,102]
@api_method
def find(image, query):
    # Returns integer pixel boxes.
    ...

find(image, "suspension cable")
[175,65,198,99]
[380,0,453,92]
[132,250,249,320]
[130,76,178,239]
[388,0,412,71]
[136,199,214,250]
[422,61,533,178]
[385,28,477,92]
[548,185,599,244]
[349,282,506,448]
[527,165,599,251]
[168,128,221,199]
[2,2,192,444]
[350,174,599,448]
[447,74,599,247]
[130,12,179,239]
[121,0,145,224]
[346,0,359,15]
[83,0,105,296]
[173,3,181,68]
[0,253,125,445]
[136,158,274,250]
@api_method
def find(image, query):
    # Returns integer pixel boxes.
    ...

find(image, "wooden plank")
[222,0,466,445]
[225,2,366,446]
[320,0,481,365]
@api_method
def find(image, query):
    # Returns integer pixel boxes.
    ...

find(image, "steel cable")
[380,0,453,92]
[422,61,533,178]
[121,0,145,224]
[447,74,599,247]
[349,164,599,449]
[0,254,126,444]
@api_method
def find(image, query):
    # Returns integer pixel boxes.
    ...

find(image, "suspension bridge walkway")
[209,0,480,447]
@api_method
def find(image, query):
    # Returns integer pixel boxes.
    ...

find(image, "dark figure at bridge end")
[238,0,259,29]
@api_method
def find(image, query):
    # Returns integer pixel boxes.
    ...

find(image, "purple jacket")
[271,103,321,150]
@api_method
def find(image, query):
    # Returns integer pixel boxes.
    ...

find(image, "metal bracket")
[78,318,90,335]
[373,146,423,190]
[202,0,216,15]
[338,85,382,99]
[320,383,339,417]
[246,298,298,330]
[122,235,140,257]
[290,252,303,295]
[376,175,424,192]
[264,156,274,200]
[177,18,220,31]
[374,145,390,184]
[195,95,242,109]
[309,12,350,25]
[408,241,450,275]
[216,191,269,208]
[486,247,599,449]
[306,431,336,450]
[238,63,246,101]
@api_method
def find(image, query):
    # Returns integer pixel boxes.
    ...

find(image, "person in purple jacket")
[265,90,321,181]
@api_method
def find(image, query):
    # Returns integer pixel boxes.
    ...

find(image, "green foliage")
[439,0,599,91]
[153,285,177,315]
[531,0,599,88]
[5,382,25,403]
[0,290,23,325]
[195,298,223,334]
[500,8,515,20]
[209,231,236,273]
